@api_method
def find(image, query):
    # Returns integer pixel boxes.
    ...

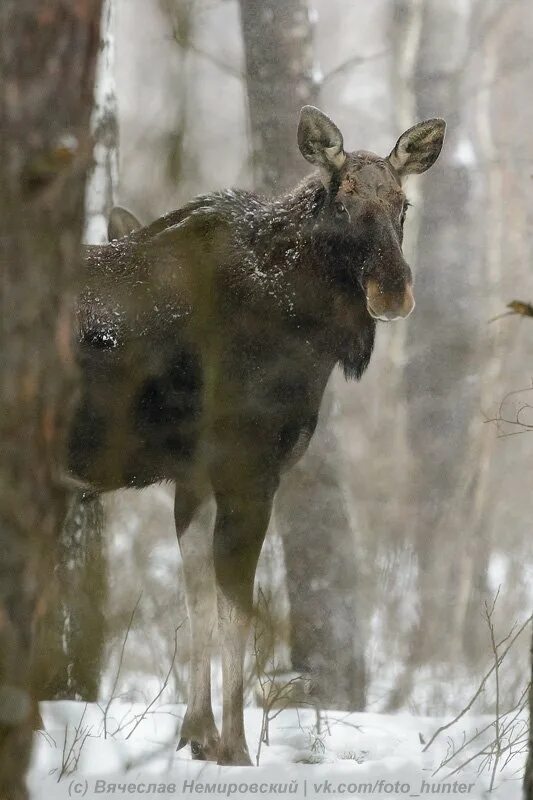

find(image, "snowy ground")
[28,701,524,799]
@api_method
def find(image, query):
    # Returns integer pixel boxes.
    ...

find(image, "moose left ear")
[298,106,346,173]
[108,206,142,241]
[388,118,446,177]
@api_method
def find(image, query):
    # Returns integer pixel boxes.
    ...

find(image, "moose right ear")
[388,119,446,178]
[298,106,346,173]
[108,206,142,241]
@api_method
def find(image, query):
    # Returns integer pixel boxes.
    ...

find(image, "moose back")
[69,106,445,765]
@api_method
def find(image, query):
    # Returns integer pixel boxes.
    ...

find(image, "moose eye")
[400,201,410,226]
[334,201,348,219]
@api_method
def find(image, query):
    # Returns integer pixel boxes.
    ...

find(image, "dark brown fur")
[67,108,445,765]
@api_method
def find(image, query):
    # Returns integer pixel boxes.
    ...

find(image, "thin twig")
[103,591,142,739]
[424,612,532,752]
[254,586,305,765]
[486,598,502,791]
[57,704,91,782]
[435,685,529,773]
[125,624,182,740]
[322,50,388,84]
[489,300,533,324]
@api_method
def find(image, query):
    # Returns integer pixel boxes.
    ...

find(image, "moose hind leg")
[213,486,274,766]
[175,487,219,761]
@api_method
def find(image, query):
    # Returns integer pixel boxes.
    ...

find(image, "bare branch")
[103,592,142,739]
[424,611,532,752]
[322,50,388,84]
[125,624,183,740]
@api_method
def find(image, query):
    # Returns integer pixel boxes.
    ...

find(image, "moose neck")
[253,175,376,380]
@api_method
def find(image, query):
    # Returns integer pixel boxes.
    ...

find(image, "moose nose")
[366,280,415,322]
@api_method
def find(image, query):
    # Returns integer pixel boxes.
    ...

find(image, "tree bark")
[32,492,107,701]
[33,0,116,702]
[525,625,533,799]
[85,0,119,244]
[385,0,479,711]
[238,0,366,710]
[0,1,102,796]
[239,0,314,193]
[275,390,367,709]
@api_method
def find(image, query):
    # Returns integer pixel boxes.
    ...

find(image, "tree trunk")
[238,0,314,193]
[275,390,367,709]
[33,0,116,703]
[386,0,479,711]
[85,0,119,244]
[238,0,366,710]
[32,492,107,701]
[0,1,102,796]
[525,625,533,799]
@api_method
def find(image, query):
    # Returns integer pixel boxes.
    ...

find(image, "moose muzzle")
[365,278,415,322]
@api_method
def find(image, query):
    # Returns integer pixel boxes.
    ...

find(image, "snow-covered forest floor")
[29,700,525,799]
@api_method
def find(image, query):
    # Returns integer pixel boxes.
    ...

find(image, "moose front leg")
[175,487,220,761]
[213,486,275,766]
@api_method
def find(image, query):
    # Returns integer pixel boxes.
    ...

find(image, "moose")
[69,106,445,765]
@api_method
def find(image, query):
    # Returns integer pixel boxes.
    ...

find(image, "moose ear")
[298,106,346,173]
[108,206,142,241]
[388,118,446,178]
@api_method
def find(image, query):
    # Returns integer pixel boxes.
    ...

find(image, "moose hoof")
[177,734,220,762]
[177,714,220,762]
[217,742,253,767]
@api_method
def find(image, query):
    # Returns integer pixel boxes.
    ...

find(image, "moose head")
[298,105,446,322]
